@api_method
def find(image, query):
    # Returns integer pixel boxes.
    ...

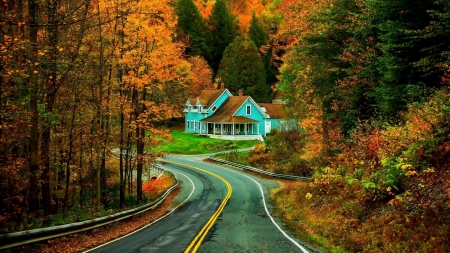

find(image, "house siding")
[185,91,232,133]
[234,100,267,135]
[208,92,230,114]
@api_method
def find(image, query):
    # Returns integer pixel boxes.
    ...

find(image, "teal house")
[183,84,285,141]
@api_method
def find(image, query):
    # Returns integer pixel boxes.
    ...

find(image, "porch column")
[245,123,247,135]
[221,123,223,135]
[232,124,235,135]
[257,123,259,134]
[214,123,216,134]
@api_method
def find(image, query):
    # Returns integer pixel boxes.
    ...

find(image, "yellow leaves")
[405,170,418,176]
[388,195,402,205]
[399,164,412,170]
[422,167,435,173]
[305,192,313,199]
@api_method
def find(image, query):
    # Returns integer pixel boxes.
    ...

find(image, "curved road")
[87,154,323,253]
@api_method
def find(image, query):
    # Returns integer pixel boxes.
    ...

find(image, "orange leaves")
[187,55,213,97]
[277,0,331,38]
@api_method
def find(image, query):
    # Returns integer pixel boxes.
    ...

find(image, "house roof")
[257,103,284,118]
[189,89,224,108]
[201,96,257,123]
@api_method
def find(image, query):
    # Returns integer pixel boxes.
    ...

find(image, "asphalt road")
[87,154,323,253]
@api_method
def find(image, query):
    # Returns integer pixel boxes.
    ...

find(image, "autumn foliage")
[247,0,450,251]
[0,0,190,233]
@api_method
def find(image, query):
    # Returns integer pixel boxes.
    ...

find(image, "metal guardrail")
[150,163,164,174]
[0,171,178,250]
[209,156,311,181]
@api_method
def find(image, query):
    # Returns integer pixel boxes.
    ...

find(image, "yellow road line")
[161,160,232,253]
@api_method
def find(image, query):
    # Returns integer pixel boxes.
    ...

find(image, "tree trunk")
[63,97,77,211]
[136,88,146,203]
[27,0,39,216]
[40,0,60,216]
[79,131,84,208]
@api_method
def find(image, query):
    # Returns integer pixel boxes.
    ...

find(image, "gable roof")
[189,89,225,108]
[233,96,267,118]
[257,103,284,118]
[200,96,257,123]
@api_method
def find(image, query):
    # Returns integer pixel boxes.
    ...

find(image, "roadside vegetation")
[214,0,450,251]
[1,172,176,233]
[215,151,251,165]
[153,129,261,154]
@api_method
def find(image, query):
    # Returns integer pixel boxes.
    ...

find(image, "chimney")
[238,89,243,96]
[220,82,225,90]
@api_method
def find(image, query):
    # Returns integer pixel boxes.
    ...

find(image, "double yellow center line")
[161,160,232,253]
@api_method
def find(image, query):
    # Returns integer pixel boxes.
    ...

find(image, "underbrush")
[1,173,176,233]
[271,173,450,252]
[268,90,450,252]
[215,150,250,165]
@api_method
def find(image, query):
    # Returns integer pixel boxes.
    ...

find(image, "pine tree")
[175,0,211,59]
[208,0,238,72]
[217,36,270,102]
[249,12,268,50]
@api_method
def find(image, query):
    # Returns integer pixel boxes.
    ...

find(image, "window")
[198,106,202,112]
[190,121,194,130]
[187,120,190,129]
[246,105,251,115]
[211,105,217,112]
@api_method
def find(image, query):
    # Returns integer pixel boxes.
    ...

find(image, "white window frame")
[211,105,217,112]
[187,120,190,129]
[246,105,251,115]
[190,120,194,130]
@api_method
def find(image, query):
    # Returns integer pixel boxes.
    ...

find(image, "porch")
[196,122,263,141]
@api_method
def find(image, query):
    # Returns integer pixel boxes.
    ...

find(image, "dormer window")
[211,105,217,112]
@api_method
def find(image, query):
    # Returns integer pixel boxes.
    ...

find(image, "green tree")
[208,0,238,72]
[217,36,270,102]
[249,12,268,50]
[175,0,211,59]
[358,0,447,119]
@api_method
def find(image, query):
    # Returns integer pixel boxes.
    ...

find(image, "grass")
[152,128,261,154]
[215,150,250,165]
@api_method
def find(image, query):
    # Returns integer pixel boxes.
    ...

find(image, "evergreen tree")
[208,0,238,72]
[175,0,211,59]
[360,0,446,119]
[263,47,278,86]
[217,36,270,102]
[249,12,268,50]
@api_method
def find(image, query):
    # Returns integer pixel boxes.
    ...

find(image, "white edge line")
[224,168,309,253]
[83,170,195,252]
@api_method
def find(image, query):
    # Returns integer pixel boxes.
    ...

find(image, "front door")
[265,120,271,134]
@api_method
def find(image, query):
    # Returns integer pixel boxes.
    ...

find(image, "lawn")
[153,129,261,154]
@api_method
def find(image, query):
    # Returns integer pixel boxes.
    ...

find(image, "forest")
[1,0,450,251]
